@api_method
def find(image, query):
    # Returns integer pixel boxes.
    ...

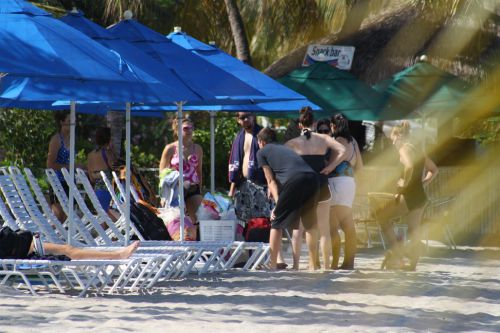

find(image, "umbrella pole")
[176,102,185,241]
[210,111,215,194]
[125,102,131,246]
[68,100,76,246]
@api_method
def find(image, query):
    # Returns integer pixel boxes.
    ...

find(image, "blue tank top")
[329,141,356,178]
[55,133,70,184]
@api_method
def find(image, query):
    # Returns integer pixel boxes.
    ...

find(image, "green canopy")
[374,62,472,119]
[278,62,398,121]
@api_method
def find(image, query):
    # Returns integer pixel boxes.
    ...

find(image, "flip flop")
[276,263,288,270]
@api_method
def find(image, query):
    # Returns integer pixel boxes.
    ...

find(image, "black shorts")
[272,173,320,230]
[49,181,69,205]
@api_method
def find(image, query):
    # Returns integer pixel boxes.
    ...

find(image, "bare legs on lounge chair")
[29,241,140,260]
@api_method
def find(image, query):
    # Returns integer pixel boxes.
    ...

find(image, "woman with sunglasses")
[328,114,363,270]
[160,115,203,233]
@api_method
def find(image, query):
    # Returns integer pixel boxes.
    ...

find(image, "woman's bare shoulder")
[194,143,203,154]
[164,142,178,151]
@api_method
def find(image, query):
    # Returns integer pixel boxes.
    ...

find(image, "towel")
[228,124,264,186]
[159,168,180,207]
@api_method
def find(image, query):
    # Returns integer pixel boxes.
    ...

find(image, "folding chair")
[353,195,386,249]
[0,193,21,231]
[0,257,142,297]
[59,168,115,245]
[0,169,62,243]
[112,170,140,203]
[74,168,125,242]
[45,168,98,245]
[22,167,69,240]
[423,196,457,250]
[8,167,68,242]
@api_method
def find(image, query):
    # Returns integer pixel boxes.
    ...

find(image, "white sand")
[1,246,499,333]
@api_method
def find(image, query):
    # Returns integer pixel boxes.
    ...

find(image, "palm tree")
[224,0,252,65]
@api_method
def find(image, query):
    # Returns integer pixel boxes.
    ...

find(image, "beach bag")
[244,217,271,243]
[159,207,197,241]
[130,201,171,241]
[234,181,273,221]
[0,226,34,259]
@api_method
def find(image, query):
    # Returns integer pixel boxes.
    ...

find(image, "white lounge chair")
[0,168,62,243]
[0,193,22,231]
[45,168,98,245]
[8,166,68,242]
[74,168,125,242]
[23,167,69,240]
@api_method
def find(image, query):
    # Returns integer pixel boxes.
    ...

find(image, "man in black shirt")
[256,127,322,270]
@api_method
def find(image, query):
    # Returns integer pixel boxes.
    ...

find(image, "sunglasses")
[317,129,330,134]
[182,125,194,131]
[238,114,251,121]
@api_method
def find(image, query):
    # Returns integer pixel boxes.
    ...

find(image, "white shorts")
[329,176,356,208]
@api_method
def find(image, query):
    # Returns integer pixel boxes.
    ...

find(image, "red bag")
[244,217,271,242]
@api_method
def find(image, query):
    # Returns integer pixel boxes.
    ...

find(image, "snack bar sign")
[302,44,355,70]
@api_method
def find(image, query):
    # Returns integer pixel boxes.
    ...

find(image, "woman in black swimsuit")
[369,121,438,270]
[285,107,347,270]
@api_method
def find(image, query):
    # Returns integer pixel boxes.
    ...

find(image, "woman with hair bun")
[329,113,363,270]
[285,107,347,270]
[369,121,438,270]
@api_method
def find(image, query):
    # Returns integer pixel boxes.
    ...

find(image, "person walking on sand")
[369,121,438,270]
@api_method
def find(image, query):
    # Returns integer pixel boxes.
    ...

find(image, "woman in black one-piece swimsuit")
[369,121,438,270]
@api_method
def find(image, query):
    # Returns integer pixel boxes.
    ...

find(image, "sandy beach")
[1,245,499,333]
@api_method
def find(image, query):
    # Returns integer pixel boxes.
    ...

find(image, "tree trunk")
[224,0,252,66]
[107,110,124,158]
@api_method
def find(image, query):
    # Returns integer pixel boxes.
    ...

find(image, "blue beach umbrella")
[168,27,308,103]
[108,14,262,99]
[59,9,209,102]
[0,4,191,104]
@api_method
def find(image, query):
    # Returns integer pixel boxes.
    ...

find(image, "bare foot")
[308,258,320,271]
[339,263,354,270]
[119,241,140,259]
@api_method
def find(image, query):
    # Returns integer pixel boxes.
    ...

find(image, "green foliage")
[0,109,53,169]
[472,116,500,146]
[131,144,158,168]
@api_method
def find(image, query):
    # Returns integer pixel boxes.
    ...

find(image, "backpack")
[0,226,34,259]
[244,217,271,243]
[129,201,172,241]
